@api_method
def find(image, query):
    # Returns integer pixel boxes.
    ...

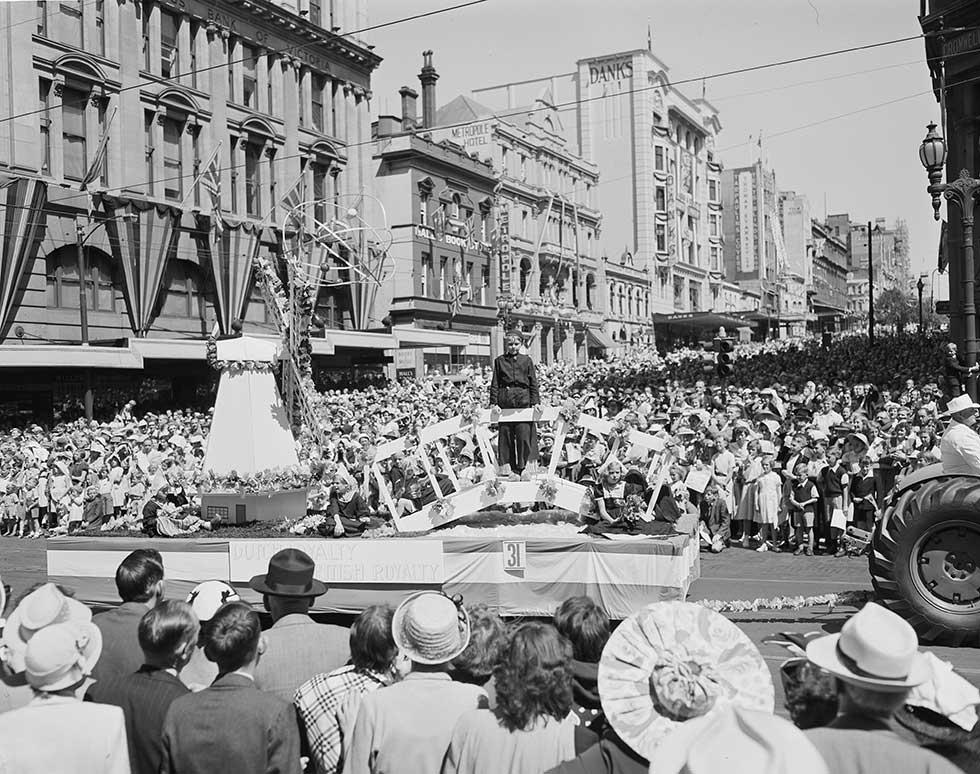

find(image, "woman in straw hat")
[546,600,775,774]
[0,620,130,773]
[442,622,596,774]
[343,592,485,774]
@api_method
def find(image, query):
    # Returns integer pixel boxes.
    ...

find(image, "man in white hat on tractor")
[939,394,980,476]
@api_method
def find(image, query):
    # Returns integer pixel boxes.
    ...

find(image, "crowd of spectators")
[1,547,977,773]
[0,332,968,552]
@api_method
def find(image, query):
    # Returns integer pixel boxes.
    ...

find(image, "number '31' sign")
[501,540,527,572]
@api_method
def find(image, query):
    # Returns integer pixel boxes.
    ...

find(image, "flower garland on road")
[695,589,873,614]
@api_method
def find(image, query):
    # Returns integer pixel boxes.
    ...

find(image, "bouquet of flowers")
[608,418,631,448]
[622,493,646,529]
[286,512,327,535]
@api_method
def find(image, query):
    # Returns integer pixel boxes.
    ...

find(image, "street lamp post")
[917,274,926,334]
[920,122,979,399]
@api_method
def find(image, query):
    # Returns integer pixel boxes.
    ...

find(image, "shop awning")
[652,312,757,329]
[586,327,617,349]
[391,326,473,349]
[326,330,398,351]
[0,344,142,369]
[811,296,847,315]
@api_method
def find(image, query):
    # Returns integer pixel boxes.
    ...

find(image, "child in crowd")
[0,485,16,537]
[20,473,41,539]
[790,463,818,556]
[754,456,782,553]
[66,485,85,534]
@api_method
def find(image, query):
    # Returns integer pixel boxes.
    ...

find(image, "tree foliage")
[875,288,914,330]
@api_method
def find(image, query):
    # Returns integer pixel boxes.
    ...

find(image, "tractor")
[869,463,980,645]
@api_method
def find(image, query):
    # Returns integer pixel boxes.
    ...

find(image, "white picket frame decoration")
[369,406,674,533]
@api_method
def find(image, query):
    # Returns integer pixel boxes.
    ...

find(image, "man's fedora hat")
[942,394,980,417]
[248,548,327,598]
[806,602,928,692]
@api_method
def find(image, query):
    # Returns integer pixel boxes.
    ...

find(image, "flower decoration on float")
[199,465,310,494]
[608,418,631,448]
[558,398,580,425]
[483,478,505,498]
[622,493,646,528]
[537,477,559,503]
[459,403,481,426]
[431,497,455,520]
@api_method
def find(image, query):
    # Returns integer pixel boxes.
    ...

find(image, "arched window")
[159,260,206,319]
[586,274,596,310]
[627,287,634,317]
[608,282,616,312]
[451,194,461,219]
[45,246,120,312]
[618,287,625,315]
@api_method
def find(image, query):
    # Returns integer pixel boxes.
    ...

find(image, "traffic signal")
[713,337,734,377]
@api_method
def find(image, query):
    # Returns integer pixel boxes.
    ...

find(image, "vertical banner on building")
[498,208,511,298]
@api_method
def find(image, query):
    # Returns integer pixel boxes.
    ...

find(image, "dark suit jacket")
[91,601,151,682]
[489,353,539,407]
[160,672,301,774]
[86,664,189,774]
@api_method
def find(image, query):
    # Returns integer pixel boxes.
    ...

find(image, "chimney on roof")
[399,86,418,131]
[419,50,439,129]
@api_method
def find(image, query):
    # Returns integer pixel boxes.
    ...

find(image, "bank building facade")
[0,0,388,420]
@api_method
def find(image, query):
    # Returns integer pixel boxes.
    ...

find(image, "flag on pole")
[198,145,224,235]
[79,106,117,215]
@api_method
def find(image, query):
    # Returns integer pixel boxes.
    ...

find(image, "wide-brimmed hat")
[24,621,102,692]
[3,583,93,673]
[845,432,870,451]
[653,705,828,774]
[187,580,241,622]
[248,549,327,598]
[392,591,470,665]
[942,394,980,417]
[806,602,929,691]
[598,601,773,761]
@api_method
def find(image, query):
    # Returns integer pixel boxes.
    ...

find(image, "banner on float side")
[227,538,446,586]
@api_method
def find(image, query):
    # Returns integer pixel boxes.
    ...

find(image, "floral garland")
[483,478,505,498]
[205,335,275,374]
[695,590,873,614]
[558,398,580,425]
[198,465,311,495]
[538,477,559,503]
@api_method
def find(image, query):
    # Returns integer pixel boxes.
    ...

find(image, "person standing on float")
[489,331,540,478]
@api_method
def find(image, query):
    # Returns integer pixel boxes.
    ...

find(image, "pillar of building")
[207,25,230,208]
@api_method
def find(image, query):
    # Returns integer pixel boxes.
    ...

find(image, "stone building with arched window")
[0,0,385,420]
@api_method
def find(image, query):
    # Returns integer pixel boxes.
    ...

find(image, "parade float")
[47,195,699,618]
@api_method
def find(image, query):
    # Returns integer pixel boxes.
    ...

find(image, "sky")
[365,0,944,290]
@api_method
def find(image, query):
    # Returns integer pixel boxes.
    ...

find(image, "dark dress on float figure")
[489,352,539,474]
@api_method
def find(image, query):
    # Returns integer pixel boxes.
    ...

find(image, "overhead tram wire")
[24,42,980,215]
[0,25,950,127]
[0,0,491,125]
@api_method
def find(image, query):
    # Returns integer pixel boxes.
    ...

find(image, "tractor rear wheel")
[870,475,980,645]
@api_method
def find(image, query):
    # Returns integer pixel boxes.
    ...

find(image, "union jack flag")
[198,146,223,235]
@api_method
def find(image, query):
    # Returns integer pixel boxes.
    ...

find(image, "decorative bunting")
[100,196,179,336]
[0,176,47,337]
[196,215,263,335]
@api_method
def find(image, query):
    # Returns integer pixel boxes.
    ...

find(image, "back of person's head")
[493,621,573,732]
[115,549,165,604]
[139,600,200,669]
[450,603,507,684]
[204,601,261,674]
[553,596,610,663]
[838,680,909,719]
[349,604,396,673]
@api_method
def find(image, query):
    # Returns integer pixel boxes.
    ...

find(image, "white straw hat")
[942,394,980,417]
[806,602,928,692]
[24,621,102,692]
[392,592,470,665]
[653,705,828,774]
[2,583,92,673]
